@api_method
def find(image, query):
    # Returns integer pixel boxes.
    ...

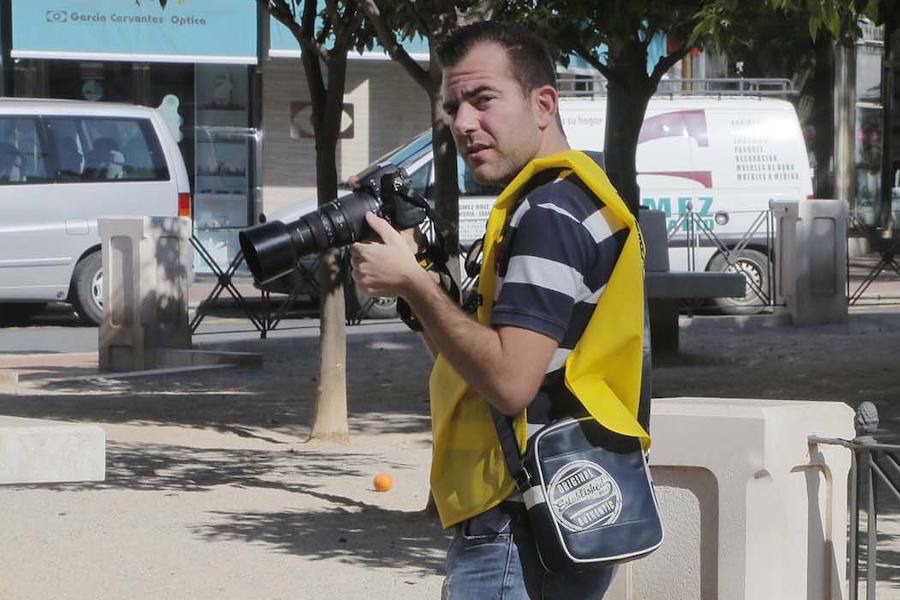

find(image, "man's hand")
[350,212,431,298]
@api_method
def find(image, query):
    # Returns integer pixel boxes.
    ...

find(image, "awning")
[12,0,258,65]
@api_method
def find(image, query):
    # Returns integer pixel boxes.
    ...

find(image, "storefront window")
[192,64,253,273]
[854,41,884,227]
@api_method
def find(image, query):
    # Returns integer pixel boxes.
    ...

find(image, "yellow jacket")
[428,150,649,528]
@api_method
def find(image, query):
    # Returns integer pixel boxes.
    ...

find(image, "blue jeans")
[442,501,616,599]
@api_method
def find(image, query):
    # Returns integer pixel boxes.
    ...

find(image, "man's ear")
[532,85,560,131]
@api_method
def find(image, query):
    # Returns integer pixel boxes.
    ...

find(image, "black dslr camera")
[238,165,428,285]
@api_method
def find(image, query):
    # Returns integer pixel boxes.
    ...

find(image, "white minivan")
[266,93,812,314]
[0,98,191,324]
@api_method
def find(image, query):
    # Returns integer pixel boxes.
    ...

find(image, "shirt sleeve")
[491,198,598,341]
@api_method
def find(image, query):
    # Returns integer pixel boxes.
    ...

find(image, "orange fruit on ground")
[373,473,393,492]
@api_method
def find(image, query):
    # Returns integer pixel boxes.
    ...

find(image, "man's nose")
[452,103,478,137]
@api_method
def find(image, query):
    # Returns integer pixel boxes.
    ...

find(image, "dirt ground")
[1,306,900,599]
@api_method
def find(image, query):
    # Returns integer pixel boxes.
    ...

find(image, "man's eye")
[476,96,493,107]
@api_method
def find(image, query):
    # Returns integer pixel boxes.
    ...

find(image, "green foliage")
[499,0,700,74]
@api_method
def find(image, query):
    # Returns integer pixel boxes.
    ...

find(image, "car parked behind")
[0,98,191,324]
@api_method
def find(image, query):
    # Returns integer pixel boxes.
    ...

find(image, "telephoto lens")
[239,164,427,286]
[239,190,381,285]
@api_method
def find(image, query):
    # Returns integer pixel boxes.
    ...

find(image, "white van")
[0,98,191,324]
[267,93,812,314]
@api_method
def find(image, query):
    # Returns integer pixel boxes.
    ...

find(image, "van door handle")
[66,219,89,235]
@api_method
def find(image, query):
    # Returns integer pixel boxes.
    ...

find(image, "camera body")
[239,165,427,285]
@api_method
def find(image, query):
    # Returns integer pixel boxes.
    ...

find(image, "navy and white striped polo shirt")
[491,155,628,434]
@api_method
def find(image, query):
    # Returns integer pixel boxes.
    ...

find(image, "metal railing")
[847,214,900,306]
[666,203,779,308]
[557,75,795,99]
[811,402,900,599]
[190,234,376,337]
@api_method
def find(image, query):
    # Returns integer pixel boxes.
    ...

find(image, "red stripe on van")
[178,192,191,218]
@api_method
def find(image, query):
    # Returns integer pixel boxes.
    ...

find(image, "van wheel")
[70,251,104,325]
[709,249,769,315]
[342,268,397,321]
[345,282,398,320]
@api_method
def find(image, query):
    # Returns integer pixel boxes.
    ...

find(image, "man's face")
[441,42,542,185]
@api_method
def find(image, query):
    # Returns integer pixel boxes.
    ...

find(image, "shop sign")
[13,0,258,64]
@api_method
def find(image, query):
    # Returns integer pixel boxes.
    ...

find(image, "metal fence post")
[866,448,877,600]
[849,448,860,600]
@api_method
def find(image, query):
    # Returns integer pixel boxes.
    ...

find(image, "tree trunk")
[311,249,349,442]
[811,34,836,199]
[879,15,896,230]
[833,38,857,210]
[604,41,653,217]
[305,44,350,442]
[310,133,349,442]
[427,49,462,291]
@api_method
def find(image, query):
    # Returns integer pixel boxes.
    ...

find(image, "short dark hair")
[436,21,557,95]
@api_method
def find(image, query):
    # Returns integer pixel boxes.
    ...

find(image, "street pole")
[834,38,857,240]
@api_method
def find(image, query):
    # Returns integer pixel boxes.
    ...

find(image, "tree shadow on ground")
[8,441,418,494]
[193,504,449,576]
[6,439,449,575]
[0,330,435,437]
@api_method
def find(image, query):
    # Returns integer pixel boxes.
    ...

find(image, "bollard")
[98,216,192,372]
[793,200,849,325]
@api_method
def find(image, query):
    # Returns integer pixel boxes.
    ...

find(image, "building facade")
[0,0,432,271]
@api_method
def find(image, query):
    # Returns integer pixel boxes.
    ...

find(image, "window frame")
[0,115,54,186]
[44,115,170,184]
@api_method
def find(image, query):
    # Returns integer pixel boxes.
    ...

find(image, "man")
[350,21,639,599]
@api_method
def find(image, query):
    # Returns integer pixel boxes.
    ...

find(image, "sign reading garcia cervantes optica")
[13,0,257,64]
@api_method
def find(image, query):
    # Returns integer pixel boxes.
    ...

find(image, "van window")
[408,161,431,195]
[0,117,51,184]
[46,117,169,182]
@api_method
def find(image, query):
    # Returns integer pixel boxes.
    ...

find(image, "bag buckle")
[514,467,532,490]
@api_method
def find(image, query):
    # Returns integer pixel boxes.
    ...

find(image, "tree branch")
[316,18,333,47]
[336,3,365,51]
[409,2,432,38]
[263,0,328,61]
[324,0,342,38]
[573,44,616,84]
[300,0,327,114]
[361,0,430,89]
[649,46,691,87]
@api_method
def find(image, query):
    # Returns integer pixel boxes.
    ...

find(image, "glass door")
[192,64,253,273]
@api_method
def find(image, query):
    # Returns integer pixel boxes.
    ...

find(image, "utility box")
[606,397,854,600]
[792,200,849,325]
[98,216,192,372]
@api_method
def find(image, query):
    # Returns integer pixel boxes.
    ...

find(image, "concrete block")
[792,200,849,325]
[98,216,193,372]
[0,416,105,484]
[607,397,854,600]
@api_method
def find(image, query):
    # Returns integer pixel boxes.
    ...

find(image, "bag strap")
[489,405,531,490]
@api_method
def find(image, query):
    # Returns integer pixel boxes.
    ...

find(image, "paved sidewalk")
[1,275,900,597]
[0,352,98,382]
